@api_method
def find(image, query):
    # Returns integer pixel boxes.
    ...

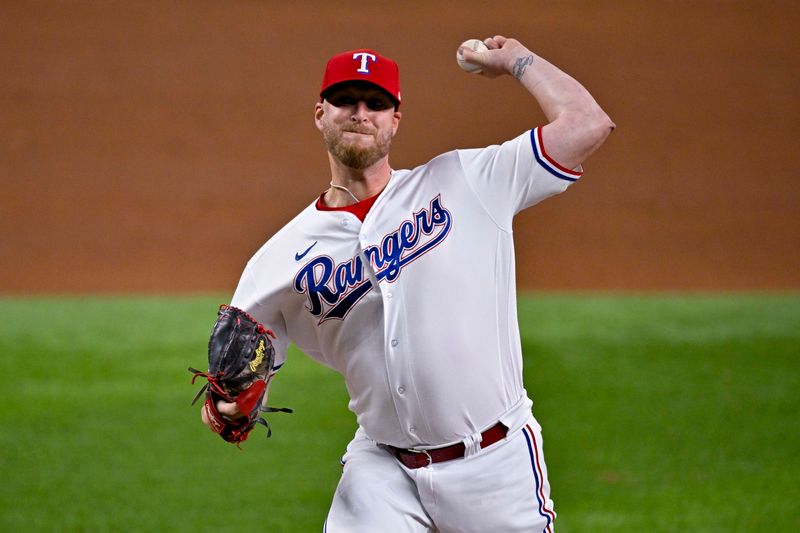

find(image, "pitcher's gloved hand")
[190,305,291,446]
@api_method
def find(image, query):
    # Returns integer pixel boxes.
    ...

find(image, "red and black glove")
[190,305,291,446]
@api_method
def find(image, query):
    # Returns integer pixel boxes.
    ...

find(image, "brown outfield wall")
[1,1,798,293]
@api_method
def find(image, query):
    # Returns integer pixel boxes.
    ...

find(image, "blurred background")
[2,0,798,294]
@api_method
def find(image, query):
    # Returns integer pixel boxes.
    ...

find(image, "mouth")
[344,129,374,136]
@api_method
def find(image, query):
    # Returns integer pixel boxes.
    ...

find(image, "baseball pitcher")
[196,35,614,532]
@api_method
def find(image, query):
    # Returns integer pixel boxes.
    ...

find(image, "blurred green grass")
[1,294,798,532]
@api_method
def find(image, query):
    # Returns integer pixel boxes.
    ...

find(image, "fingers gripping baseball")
[457,35,529,79]
[484,35,508,49]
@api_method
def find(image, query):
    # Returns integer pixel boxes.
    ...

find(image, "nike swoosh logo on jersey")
[295,241,318,261]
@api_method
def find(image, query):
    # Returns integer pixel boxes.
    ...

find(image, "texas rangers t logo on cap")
[353,52,377,74]
[320,48,401,107]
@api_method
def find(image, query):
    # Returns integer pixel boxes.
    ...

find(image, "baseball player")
[201,35,614,532]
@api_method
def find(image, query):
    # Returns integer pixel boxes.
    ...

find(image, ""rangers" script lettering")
[294,195,452,323]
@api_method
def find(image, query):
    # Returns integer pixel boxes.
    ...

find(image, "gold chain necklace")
[329,182,360,203]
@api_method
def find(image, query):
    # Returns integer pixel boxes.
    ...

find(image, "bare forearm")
[462,36,615,167]
[510,50,603,124]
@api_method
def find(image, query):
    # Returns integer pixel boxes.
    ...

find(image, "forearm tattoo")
[512,55,534,80]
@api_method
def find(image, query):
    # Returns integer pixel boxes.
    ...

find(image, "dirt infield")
[1,1,798,292]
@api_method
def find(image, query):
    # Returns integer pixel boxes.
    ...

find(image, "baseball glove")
[189,304,291,446]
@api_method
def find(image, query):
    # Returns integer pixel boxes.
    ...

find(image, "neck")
[325,155,392,207]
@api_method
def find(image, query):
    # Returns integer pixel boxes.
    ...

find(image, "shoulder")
[456,129,532,161]
[244,201,320,268]
[389,131,537,191]
[390,148,467,188]
[399,149,462,176]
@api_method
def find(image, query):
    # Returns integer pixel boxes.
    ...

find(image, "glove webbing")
[189,367,233,405]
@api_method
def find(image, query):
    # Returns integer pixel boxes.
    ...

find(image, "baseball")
[457,38,489,74]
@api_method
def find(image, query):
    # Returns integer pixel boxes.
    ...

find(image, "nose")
[351,101,370,122]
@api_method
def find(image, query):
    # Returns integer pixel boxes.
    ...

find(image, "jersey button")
[386,292,393,299]
[409,426,417,433]
[390,339,399,347]
[397,386,405,394]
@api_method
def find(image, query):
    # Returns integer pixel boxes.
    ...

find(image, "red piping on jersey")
[524,423,556,530]
[536,127,582,177]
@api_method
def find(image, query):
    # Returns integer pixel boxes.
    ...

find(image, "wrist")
[509,51,536,81]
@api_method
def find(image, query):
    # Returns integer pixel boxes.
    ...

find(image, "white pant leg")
[411,416,556,533]
[325,428,436,533]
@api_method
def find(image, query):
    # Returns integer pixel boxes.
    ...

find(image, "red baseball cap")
[320,49,401,107]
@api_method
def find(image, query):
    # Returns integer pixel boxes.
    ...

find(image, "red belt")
[388,422,508,469]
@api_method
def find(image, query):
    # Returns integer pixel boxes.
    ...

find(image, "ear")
[392,110,402,135]
[314,102,325,131]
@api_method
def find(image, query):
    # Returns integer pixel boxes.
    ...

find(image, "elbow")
[573,108,615,156]
[562,106,615,139]
[551,107,615,167]
[586,108,615,146]
[601,112,616,136]
[599,110,616,133]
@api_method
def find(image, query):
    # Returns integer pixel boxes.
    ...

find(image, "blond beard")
[322,122,393,169]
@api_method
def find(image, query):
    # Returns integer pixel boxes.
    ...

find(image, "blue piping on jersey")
[530,129,579,182]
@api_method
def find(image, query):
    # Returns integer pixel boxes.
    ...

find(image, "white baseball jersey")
[231,127,581,449]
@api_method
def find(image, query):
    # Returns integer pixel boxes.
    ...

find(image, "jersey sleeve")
[457,127,582,230]
[230,268,289,374]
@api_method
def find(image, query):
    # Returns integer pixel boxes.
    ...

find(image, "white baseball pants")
[324,416,556,533]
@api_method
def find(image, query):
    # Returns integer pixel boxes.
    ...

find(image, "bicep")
[541,110,615,171]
